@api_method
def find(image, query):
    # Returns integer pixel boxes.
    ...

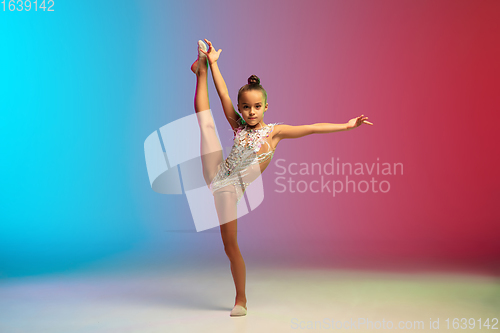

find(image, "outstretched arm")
[274,115,373,141]
[200,39,241,131]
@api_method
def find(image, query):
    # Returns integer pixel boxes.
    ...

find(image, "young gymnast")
[191,39,373,317]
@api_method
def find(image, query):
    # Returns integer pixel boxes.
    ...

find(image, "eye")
[256,105,261,109]
[243,106,249,109]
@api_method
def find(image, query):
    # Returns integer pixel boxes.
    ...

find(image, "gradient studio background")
[1,0,499,279]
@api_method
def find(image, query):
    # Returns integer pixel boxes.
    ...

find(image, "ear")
[237,104,240,112]
[264,103,268,111]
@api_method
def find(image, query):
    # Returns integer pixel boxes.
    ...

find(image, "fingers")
[203,39,221,56]
[361,116,373,125]
[357,115,374,126]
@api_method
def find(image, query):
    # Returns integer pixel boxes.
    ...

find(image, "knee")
[224,243,241,260]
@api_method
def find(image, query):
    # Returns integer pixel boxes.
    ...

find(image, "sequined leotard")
[209,119,283,204]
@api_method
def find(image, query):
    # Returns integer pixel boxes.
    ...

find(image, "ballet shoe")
[197,39,208,58]
[230,305,247,317]
[192,40,208,74]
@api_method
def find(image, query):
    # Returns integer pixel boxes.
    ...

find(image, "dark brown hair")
[237,75,268,104]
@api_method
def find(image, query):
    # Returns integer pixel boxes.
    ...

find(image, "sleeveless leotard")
[209,119,283,204]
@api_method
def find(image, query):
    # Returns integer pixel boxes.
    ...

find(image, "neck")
[247,121,266,130]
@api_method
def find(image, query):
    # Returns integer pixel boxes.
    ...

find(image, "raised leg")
[192,48,223,186]
[214,190,247,313]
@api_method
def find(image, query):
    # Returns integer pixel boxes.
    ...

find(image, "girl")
[191,39,373,317]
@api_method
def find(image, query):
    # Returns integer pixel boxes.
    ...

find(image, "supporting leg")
[215,190,247,314]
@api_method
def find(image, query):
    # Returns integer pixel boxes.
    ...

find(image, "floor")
[1,263,499,333]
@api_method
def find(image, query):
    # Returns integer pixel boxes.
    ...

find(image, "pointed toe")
[230,305,247,317]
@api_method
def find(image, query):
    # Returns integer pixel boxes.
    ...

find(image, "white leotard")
[209,119,283,204]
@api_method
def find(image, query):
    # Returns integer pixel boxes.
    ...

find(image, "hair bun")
[248,75,260,85]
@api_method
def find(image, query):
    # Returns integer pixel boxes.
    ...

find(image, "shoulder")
[269,122,285,132]
[267,122,284,139]
[270,123,286,136]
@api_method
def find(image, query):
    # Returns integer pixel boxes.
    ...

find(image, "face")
[237,90,268,127]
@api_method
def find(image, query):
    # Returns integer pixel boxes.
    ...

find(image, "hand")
[200,39,222,65]
[346,114,373,130]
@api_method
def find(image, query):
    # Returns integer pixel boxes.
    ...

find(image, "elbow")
[309,124,319,135]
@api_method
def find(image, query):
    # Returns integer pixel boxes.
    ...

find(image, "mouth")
[248,117,257,120]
